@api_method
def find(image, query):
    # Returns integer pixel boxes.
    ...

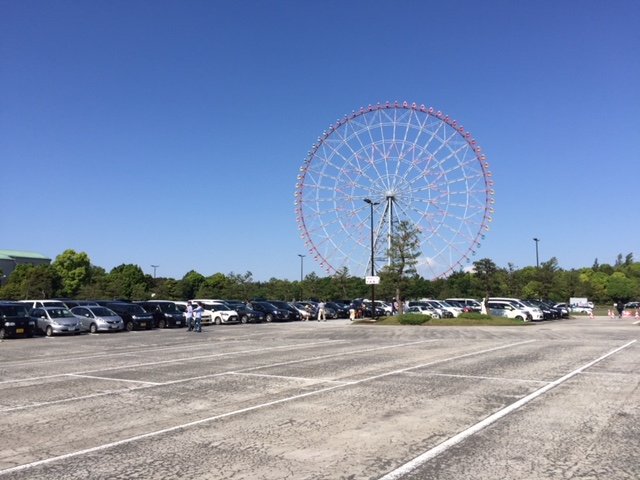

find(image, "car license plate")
[140,322,146,327]
[176,321,181,325]
[16,328,24,334]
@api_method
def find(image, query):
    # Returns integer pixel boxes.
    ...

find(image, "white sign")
[365,275,380,285]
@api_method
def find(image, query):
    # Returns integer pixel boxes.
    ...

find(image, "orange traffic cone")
[589,311,594,319]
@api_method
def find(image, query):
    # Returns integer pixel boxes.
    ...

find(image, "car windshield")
[48,308,76,318]
[158,303,179,313]
[120,304,146,314]
[90,307,116,316]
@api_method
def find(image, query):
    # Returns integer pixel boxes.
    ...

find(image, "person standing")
[186,301,194,331]
[616,300,625,318]
[317,301,326,321]
[194,302,204,332]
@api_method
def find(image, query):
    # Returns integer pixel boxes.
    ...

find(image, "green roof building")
[0,250,51,284]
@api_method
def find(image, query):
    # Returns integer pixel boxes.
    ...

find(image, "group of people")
[185,301,204,332]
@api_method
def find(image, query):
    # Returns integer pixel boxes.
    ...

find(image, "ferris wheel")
[294,101,495,279]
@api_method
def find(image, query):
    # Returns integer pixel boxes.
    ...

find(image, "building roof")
[0,250,51,261]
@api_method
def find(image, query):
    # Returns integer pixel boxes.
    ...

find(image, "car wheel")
[0,327,6,340]
[215,317,222,325]
[265,314,273,323]
[241,315,249,324]
[90,323,98,334]
[158,319,166,329]
[45,326,54,337]
[126,321,134,332]
[515,315,524,321]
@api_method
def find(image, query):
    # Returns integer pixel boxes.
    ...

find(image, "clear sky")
[2,1,639,281]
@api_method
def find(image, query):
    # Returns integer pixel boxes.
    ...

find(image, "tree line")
[0,249,638,304]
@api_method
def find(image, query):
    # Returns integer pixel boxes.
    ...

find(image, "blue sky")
[2,1,639,281]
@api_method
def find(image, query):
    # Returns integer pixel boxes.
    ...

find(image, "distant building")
[0,250,51,285]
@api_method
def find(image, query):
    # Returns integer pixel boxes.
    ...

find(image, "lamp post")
[151,265,159,278]
[297,254,305,300]
[364,198,380,319]
[533,238,540,268]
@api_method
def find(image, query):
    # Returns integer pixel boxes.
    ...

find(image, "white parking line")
[426,372,548,385]
[0,339,533,476]
[377,339,637,480]
[65,374,163,386]
[230,372,351,384]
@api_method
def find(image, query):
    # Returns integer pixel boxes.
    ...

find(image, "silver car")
[70,306,124,333]
[30,307,82,336]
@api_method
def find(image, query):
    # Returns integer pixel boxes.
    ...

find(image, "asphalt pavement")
[0,316,638,479]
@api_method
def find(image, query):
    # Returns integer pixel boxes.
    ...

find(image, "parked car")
[268,301,302,321]
[326,302,350,318]
[290,302,313,320]
[486,301,530,321]
[135,301,185,328]
[249,301,290,322]
[0,302,36,339]
[58,300,100,309]
[445,298,482,313]
[204,303,240,325]
[233,304,265,324]
[553,303,571,318]
[70,306,124,333]
[29,307,82,336]
[489,297,543,321]
[406,305,437,317]
[19,299,67,309]
[96,302,154,331]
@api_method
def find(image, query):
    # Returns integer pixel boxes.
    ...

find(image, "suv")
[267,301,302,321]
[135,301,185,328]
[0,302,36,339]
[96,302,154,331]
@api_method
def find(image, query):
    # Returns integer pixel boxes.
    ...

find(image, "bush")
[398,314,431,325]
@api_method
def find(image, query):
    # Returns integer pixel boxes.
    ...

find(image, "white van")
[446,298,482,312]
[489,297,543,321]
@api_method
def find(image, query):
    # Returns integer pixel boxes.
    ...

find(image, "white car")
[486,301,530,321]
[406,305,440,318]
[190,300,239,325]
[489,297,543,321]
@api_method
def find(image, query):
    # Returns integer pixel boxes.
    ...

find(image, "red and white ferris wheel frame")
[294,100,495,279]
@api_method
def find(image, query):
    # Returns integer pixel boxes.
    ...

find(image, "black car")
[233,305,265,324]
[135,301,185,328]
[267,301,302,321]
[0,302,36,339]
[326,302,350,318]
[249,301,290,322]
[96,301,154,331]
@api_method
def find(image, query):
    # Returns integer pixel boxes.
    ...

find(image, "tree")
[52,249,92,297]
[473,258,500,299]
[107,264,148,300]
[380,220,420,313]
[0,264,61,299]
[606,272,638,301]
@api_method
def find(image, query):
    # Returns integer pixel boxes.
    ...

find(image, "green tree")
[0,264,61,299]
[107,264,149,300]
[473,258,500,299]
[180,270,206,299]
[379,220,420,313]
[606,272,638,301]
[52,249,92,297]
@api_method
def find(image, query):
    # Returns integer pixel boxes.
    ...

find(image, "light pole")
[533,238,540,268]
[297,254,305,300]
[151,265,159,278]
[364,198,380,319]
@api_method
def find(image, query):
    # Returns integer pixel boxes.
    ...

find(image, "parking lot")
[0,316,638,479]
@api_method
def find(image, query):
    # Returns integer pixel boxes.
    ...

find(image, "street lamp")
[533,238,540,268]
[364,198,380,319]
[151,265,159,278]
[297,254,305,300]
